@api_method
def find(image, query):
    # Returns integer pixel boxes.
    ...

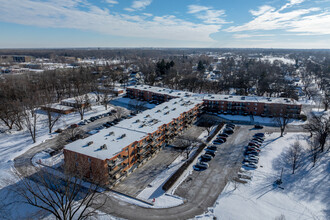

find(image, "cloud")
[188,5,227,24]
[0,0,221,43]
[233,34,274,38]
[105,0,118,4]
[225,0,330,35]
[125,0,152,12]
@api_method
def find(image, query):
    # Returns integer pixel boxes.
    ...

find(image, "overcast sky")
[0,0,329,48]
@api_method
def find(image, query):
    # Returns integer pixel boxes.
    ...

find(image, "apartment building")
[64,98,203,185]
[126,85,302,118]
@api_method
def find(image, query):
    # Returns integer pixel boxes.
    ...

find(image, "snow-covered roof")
[44,103,74,111]
[128,85,299,105]
[127,85,202,99]
[203,94,299,105]
[64,98,203,160]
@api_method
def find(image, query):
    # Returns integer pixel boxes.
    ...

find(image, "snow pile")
[32,151,64,168]
[196,132,329,220]
[136,155,186,208]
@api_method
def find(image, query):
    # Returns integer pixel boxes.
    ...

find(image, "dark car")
[224,129,234,135]
[245,150,259,156]
[218,133,229,138]
[254,133,265,138]
[249,142,261,148]
[194,162,209,171]
[253,136,264,142]
[70,124,78,129]
[205,151,216,157]
[226,124,235,129]
[213,139,225,145]
[254,124,264,129]
[207,145,217,151]
[200,154,212,162]
[251,138,263,143]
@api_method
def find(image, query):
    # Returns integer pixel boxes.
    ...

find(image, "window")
[88,158,91,163]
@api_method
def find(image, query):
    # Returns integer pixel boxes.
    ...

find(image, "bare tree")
[13,165,107,220]
[74,94,91,120]
[113,107,125,120]
[309,137,320,166]
[286,141,304,174]
[129,99,145,113]
[305,114,330,152]
[273,115,290,137]
[198,117,216,136]
[322,92,330,111]
[175,135,201,159]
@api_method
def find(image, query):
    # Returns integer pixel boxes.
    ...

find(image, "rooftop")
[64,98,203,160]
[127,85,299,105]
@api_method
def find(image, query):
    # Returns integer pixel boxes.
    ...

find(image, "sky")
[0,0,329,49]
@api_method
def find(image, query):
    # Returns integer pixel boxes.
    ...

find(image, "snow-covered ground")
[136,155,185,207]
[32,151,64,168]
[216,114,307,126]
[196,132,329,220]
[0,104,117,219]
[260,56,296,65]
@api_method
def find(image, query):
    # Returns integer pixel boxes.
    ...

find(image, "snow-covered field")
[261,56,296,65]
[196,132,329,220]
[0,104,116,219]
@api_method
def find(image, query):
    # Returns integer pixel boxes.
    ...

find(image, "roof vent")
[135,119,140,123]
[109,131,114,136]
[100,144,107,150]
[120,134,126,139]
[87,141,93,146]
[172,108,176,111]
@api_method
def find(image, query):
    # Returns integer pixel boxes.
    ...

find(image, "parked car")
[244,158,259,164]
[254,133,265,138]
[111,109,117,113]
[194,162,209,171]
[224,129,234,135]
[254,124,264,129]
[218,133,229,138]
[200,154,212,162]
[246,155,259,160]
[245,150,259,156]
[243,162,258,169]
[205,148,217,153]
[70,124,78,129]
[249,142,261,147]
[213,139,225,145]
[251,138,263,144]
[207,145,217,151]
[216,137,227,142]
[226,123,235,129]
[205,151,216,157]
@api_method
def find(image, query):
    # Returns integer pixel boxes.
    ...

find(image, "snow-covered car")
[251,138,263,144]
[245,150,259,156]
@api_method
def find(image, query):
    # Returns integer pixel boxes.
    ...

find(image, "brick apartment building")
[126,85,302,118]
[64,98,203,185]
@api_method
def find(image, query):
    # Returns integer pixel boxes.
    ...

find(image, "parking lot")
[174,125,262,205]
